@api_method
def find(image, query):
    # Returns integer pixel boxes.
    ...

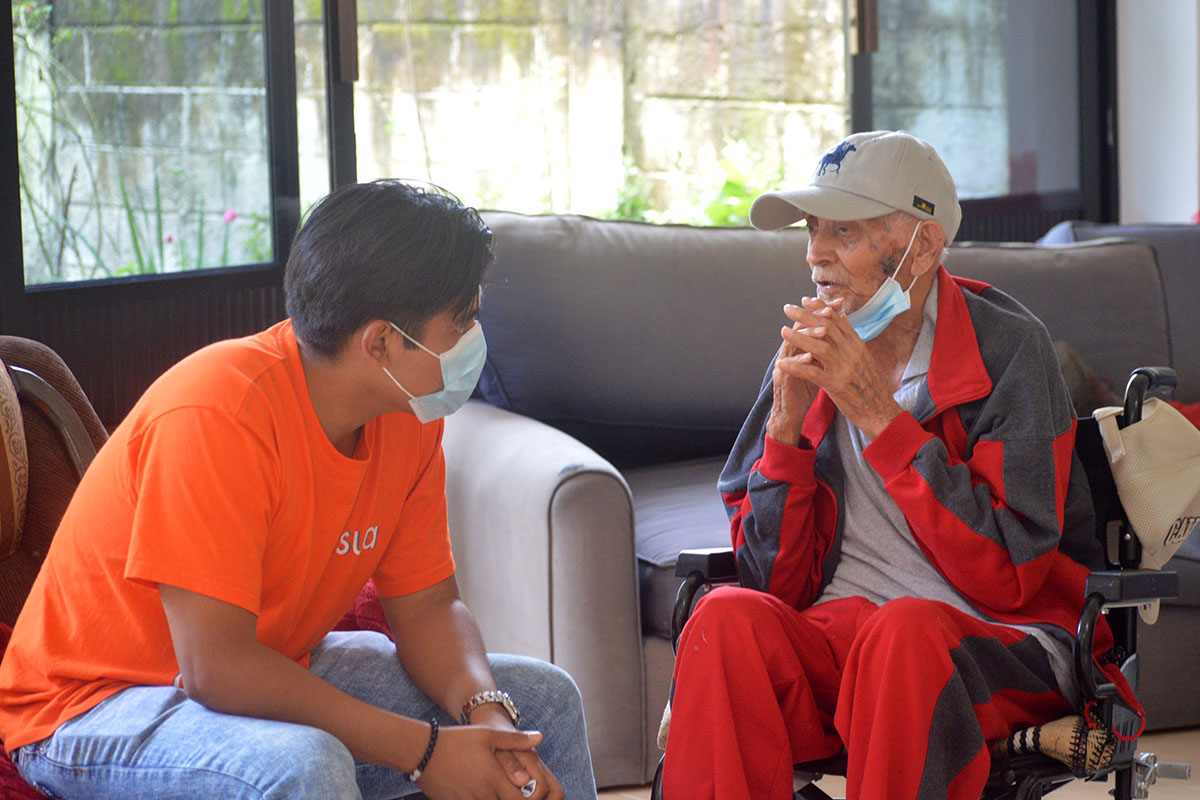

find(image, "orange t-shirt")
[0,320,456,751]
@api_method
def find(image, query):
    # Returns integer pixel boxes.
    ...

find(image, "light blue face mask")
[383,322,487,423]
[845,221,923,341]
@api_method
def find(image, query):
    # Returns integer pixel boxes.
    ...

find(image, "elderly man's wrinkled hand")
[766,312,821,447]
[775,296,903,440]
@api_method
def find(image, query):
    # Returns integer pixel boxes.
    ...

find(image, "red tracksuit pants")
[662,588,1073,800]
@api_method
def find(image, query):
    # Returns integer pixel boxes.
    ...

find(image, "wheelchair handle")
[1123,367,1177,427]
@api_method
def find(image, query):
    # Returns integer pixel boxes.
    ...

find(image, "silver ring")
[521,779,537,798]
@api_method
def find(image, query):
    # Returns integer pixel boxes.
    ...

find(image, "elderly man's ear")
[910,221,948,277]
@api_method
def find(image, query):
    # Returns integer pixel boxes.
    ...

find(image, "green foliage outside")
[701,140,785,228]
[14,0,792,287]
[601,154,653,223]
[603,140,785,228]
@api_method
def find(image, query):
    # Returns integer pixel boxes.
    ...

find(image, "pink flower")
[164,233,174,243]
[223,208,238,225]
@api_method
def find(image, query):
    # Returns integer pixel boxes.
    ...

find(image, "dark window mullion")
[850,50,873,134]
[324,0,357,190]
[264,0,302,266]
[1,10,25,334]
[1077,0,1119,223]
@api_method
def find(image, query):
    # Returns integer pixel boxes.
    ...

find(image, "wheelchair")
[651,368,1192,800]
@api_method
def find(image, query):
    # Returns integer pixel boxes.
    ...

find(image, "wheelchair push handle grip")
[1123,367,1177,427]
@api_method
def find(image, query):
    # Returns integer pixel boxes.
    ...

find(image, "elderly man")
[661,131,1129,800]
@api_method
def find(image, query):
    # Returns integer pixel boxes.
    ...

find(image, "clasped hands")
[766,295,903,446]
[415,709,564,800]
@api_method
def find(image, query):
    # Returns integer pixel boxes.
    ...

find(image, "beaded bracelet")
[403,718,439,783]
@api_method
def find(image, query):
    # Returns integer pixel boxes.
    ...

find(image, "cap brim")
[749,186,898,231]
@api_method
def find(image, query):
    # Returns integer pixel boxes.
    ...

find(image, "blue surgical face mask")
[382,322,487,423]
[845,221,923,341]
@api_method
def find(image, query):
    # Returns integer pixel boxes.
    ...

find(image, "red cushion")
[1170,400,1200,430]
[0,623,48,799]
[332,579,393,639]
[0,750,45,800]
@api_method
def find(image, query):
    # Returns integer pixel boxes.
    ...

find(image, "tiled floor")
[599,727,1200,799]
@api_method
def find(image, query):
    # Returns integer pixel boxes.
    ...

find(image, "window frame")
[850,0,1118,241]
[0,0,302,334]
[0,0,1120,423]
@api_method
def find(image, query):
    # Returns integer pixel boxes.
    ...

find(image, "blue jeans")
[13,631,596,799]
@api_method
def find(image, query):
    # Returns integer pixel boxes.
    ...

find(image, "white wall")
[1117,0,1200,223]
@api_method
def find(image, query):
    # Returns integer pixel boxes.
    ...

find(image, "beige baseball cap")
[749,130,963,244]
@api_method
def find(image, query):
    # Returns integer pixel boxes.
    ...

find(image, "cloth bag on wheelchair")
[1094,397,1200,623]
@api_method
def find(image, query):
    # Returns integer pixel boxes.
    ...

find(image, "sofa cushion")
[625,457,731,638]
[1158,403,1200,607]
[1054,340,1121,417]
[1039,222,1199,402]
[476,215,1173,468]
[946,240,1170,397]
[477,212,812,467]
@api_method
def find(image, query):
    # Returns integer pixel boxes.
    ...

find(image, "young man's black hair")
[284,179,493,357]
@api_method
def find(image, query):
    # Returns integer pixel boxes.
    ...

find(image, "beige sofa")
[441,212,1198,788]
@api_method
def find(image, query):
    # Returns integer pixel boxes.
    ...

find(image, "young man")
[0,180,596,799]
[661,132,1134,800]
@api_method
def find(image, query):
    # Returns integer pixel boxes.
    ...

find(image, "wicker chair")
[0,336,107,627]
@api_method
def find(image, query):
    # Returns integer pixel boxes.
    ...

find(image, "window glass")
[869,0,1080,199]
[13,0,273,285]
[350,1,848,225]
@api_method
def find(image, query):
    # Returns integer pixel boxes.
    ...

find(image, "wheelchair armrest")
[670,548,740,652]
[674,547,738,580]
[1075,569,1179,701]
[1084,569,1179,608]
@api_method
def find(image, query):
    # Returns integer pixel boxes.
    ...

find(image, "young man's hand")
[493,745,564,800]
[417,725,563,800]
[470,705,565,800]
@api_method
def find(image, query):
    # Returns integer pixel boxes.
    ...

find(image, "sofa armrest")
[442,399,646,784]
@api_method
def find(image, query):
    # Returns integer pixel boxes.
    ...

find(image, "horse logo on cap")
[818,141,857,176]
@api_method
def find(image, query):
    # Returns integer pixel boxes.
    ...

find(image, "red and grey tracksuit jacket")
[717,265,1116,669]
